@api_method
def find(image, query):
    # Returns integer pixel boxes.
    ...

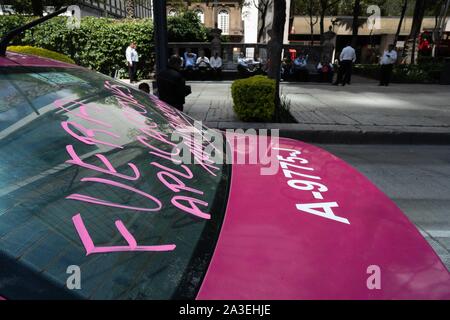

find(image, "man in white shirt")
[125,42,139,83]
[334,44,356,86]
[379,44,398,86]
[196,53,210,69]
[237,52,248,67]
[196,52,210,80]
[210,52,223,80]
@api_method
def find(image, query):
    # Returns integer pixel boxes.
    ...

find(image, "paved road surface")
[319,144,450,270]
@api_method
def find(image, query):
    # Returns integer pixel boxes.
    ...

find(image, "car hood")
[0,51,80,68]
[197,137,450,300]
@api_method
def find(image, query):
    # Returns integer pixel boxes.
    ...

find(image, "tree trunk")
[351,0,361,48]
[319,0,327,36]
[307,0,318,47]
[267,0,286,121]
[394,0,408,46]
[433,0,450,57]
[257,5,269,43]
[407,0,427,64]
[31,0,44,16]
[320,12,325,36]
[310,20,315,47]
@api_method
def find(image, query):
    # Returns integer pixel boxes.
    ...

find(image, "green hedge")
[0,15,33,41]
[231,75,276,122]
[7,45,75,64]
[354,63,444,84]
[1,15,154,78]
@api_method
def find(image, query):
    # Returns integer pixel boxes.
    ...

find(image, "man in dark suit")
[156,55,191,112]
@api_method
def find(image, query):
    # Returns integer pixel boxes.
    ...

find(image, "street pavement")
[183,78,450,143]
[319,144,450,270]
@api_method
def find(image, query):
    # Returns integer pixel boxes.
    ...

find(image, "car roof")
[0,51,80,68]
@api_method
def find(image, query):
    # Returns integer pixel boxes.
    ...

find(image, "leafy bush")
[7,45,75,64]
[1,11,208,78]
[353,64,379,78]
[0,15,33,43]
[354,63,444,84]
[1,15,154,78]
[231,75,276,122]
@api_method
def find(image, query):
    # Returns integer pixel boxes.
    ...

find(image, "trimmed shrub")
[231,75,276,122]
[7,45,75,64]
[354,63,444,84]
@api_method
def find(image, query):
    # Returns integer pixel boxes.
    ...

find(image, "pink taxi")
[0,51,449,300]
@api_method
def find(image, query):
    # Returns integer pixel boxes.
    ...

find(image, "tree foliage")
[0,6,210,75]
[1,16,154,77]
[167,9,209,42]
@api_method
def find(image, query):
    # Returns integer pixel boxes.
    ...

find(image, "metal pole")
[153,0,168,73]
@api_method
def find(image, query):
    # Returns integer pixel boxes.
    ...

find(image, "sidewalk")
[183,76,450,144]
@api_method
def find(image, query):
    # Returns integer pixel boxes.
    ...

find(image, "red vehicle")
[0,14,449,300]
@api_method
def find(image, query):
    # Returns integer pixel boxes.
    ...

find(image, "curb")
[205,122,450,145]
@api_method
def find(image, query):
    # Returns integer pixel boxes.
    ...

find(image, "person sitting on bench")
[210,52,223,80]
[317,60,334,83]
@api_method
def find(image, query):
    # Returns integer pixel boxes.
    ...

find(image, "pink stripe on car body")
[0,51,81,68]
[198,137,450,300]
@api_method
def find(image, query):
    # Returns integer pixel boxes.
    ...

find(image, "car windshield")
[0,66,230,299]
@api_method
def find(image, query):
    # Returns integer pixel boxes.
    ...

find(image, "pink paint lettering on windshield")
[157,171,204,195]
[72,214,176,255]
[171,196,211,220]
[66,145,140,181]
[61,121,123,149]
[67,177,162,212]
[53,98,112,128]
[150,162,194,179]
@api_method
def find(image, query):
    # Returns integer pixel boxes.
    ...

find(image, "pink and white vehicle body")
[0,52,449,300]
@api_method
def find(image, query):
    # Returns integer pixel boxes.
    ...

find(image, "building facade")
[78,0,153,18]
[0,1,153,18]
[167,1,244,42]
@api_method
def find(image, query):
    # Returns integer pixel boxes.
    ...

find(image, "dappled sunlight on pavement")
[183,79,450,132]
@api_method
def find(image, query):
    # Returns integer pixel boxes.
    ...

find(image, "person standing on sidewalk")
[156,55,191,112]
[334,44,356,86]
[379,44,397,86]
[125,42,139,83]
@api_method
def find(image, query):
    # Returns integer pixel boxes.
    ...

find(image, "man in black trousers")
[334,44,356,86]
[125,42,139,83]
[156,55,191,112]
[379,44,398,86]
